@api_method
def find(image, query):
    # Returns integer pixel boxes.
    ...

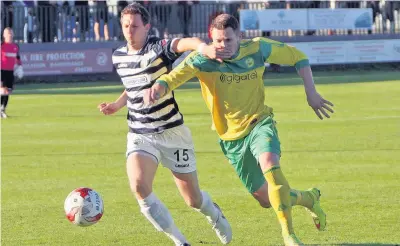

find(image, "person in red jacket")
[1,27,23,118]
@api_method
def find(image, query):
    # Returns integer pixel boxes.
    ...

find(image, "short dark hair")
[121,2,150,25]
[210,14,239,31]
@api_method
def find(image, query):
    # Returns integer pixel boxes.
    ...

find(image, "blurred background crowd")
[1,0,399,44]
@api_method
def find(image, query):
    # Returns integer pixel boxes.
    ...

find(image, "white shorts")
[126,124,197,173]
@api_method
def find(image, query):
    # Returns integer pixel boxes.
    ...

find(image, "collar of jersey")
[229,48,240,60]
[223,48,240,62]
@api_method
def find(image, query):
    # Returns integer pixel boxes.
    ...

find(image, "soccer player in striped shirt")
[145,14,333,246]
[1,27,23,118]
[97,3,231,246]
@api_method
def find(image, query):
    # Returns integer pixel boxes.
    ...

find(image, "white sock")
[195,191,219,222]
[138,193,188,245]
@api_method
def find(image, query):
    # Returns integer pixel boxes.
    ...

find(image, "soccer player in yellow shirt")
[144,14,333,246]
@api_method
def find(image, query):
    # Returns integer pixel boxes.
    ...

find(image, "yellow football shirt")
[157,37,309,140]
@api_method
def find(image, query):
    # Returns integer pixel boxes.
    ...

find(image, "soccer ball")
[64,187,104,227]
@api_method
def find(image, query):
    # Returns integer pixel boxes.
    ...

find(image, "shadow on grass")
[198,240,217,244]
[12,70,400,96]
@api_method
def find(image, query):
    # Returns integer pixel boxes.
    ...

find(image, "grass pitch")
[1,71,400,246]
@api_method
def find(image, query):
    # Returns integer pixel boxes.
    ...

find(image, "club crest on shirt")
[245,57,254,68]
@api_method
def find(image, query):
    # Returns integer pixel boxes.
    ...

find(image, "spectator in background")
[367,0,380,34]
[150,0,172,38]
[74,1,89,41]
[37,1,57,42]
[178,1,198,37]
[368,1,381,20]
[57,1,74,42]
[93,0,109,41]
[383,0,400,32]
[1,1,14,31]
[23,1,36,43]
[117,0,129,40]
[117,0,129,18]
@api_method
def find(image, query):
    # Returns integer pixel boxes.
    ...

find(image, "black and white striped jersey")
[112,36,184,134]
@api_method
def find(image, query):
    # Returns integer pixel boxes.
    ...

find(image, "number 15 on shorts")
[174,149,190,162]
[168,148,196,172]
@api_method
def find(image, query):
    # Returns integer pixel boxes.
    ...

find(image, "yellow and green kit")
[157,37,310,193]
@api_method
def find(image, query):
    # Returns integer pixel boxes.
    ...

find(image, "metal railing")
[1,1,399,43]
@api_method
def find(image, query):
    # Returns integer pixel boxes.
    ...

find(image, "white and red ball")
[64,187,104,227]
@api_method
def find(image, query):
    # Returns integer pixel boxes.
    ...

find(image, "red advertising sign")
[20,48,113,76]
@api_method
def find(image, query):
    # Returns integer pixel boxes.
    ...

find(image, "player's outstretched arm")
[298,66,334,120]
[260,38,334,119]
[143,53,200,105]
[98,90,128,115]
[172,37,230,62]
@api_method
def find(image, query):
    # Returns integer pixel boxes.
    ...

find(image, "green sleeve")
[258,37,310,70]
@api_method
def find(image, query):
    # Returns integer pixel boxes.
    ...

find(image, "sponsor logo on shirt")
[4,52,17,57]
[219,71,257,84]
[124,74,150,87]
[117,63,128,69]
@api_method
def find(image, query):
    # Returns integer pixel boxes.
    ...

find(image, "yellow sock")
[290,189,314,209]
[264,166,294,236]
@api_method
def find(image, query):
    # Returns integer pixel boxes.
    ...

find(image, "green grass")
[2,71,400,246]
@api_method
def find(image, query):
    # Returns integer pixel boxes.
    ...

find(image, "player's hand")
[143,83,167,106]
[201,45,231,63]
[97,102,120,115]
[306,92,334,120]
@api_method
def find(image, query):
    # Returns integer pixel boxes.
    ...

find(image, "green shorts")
[219,116,281,193]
